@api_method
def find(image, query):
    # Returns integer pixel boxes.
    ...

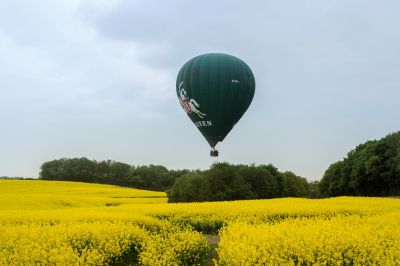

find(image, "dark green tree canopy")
[39,158,317,201]
[39,158,185,192]
[176,53,255,148]
[320,131,400,197]
[167,162,313,203]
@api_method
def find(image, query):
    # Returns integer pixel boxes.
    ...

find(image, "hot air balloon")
[176,53,255,157]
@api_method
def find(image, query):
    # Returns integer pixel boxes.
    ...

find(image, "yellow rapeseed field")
[1,180,400,265]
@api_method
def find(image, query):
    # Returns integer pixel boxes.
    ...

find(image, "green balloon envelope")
[176,53,255,148]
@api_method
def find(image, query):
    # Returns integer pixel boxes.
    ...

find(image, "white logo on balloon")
[178,81,206,119]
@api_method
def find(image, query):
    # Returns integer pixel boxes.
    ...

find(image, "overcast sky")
[1,0,399,180]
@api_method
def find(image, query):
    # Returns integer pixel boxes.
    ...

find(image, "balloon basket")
[210,149,219,157]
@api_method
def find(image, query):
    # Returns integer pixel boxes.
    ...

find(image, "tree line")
[38,131,400,200]
[320,131,400,197]
[0,176,31,180]
[39,158,320,200]
[40,158,187,191]
[168,162,319,202]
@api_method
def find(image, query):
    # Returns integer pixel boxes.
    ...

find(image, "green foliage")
[307,181,322,198]
[0,176,28,180]
[168,163,314,202]
[208,163,257,201]
[281,171,309,197]
[40,159,317,201]
[167,172,209,203]
[131,165,173,191]
[239,164,279,198]
[320,131,400,197]
[39,158,186,192]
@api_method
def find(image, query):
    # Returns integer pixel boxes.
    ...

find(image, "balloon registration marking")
[178,81,207,119]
